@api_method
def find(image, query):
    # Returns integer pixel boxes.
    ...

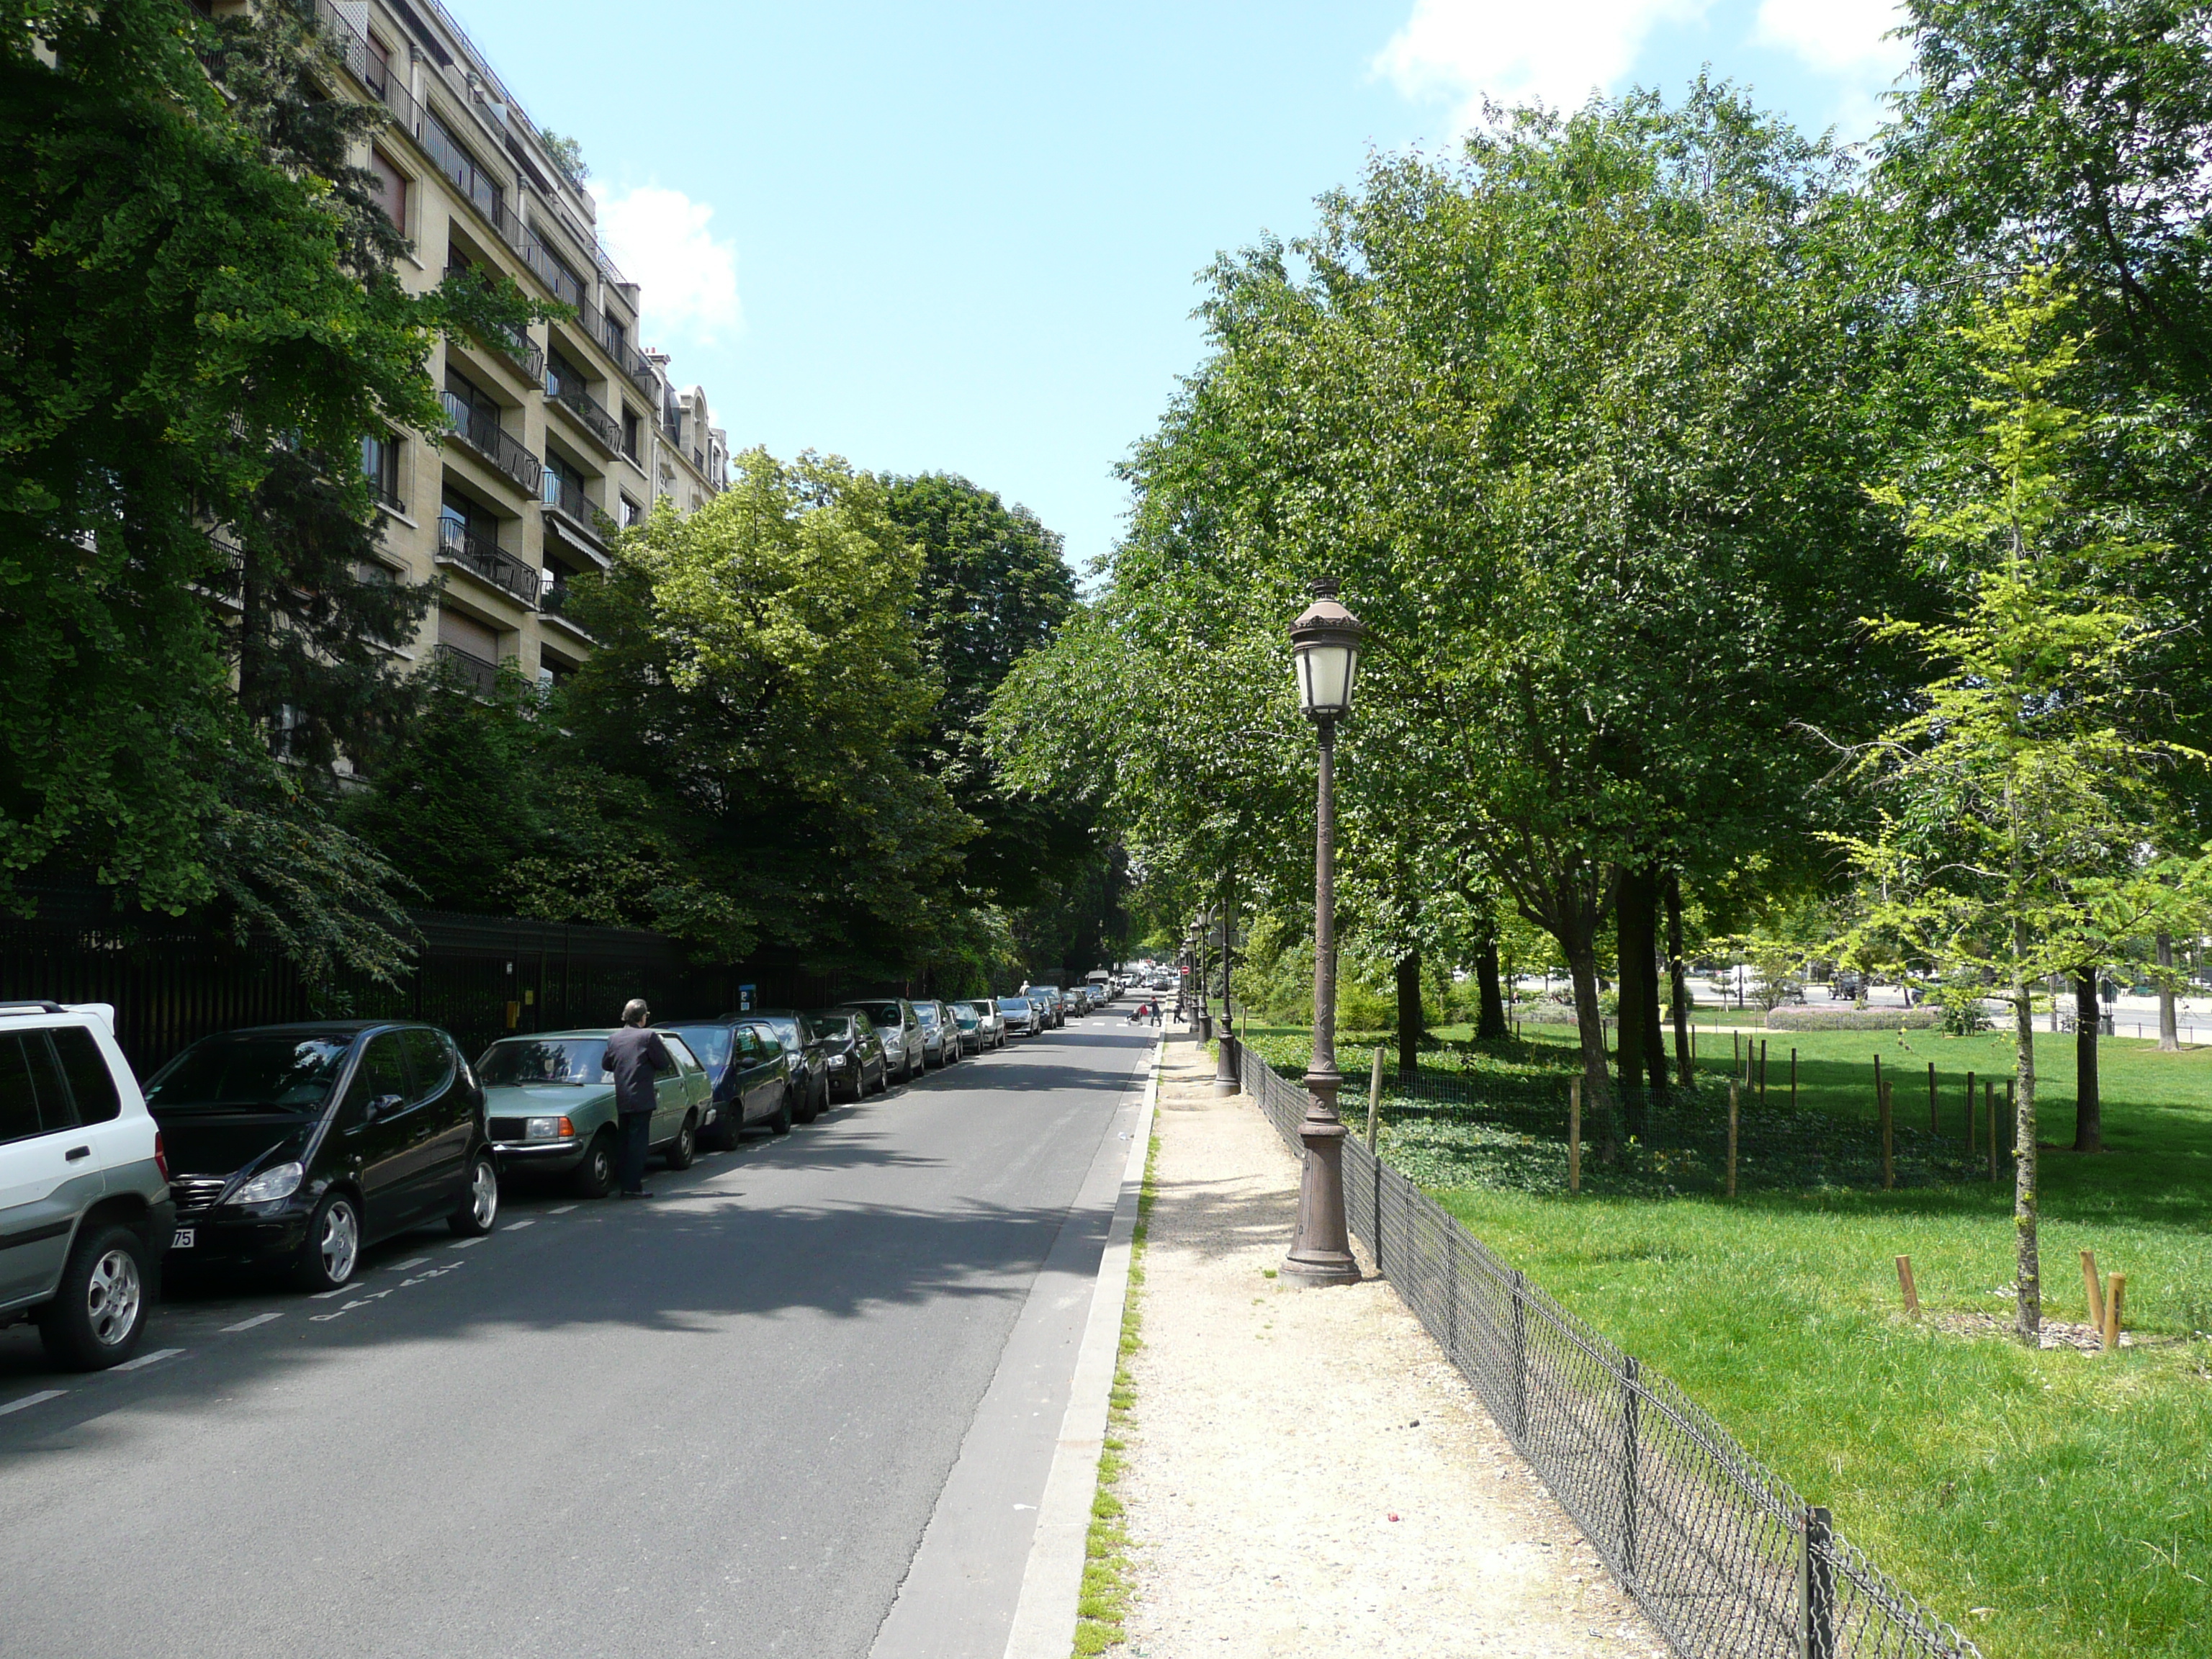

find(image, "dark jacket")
[606,1026,673,1115]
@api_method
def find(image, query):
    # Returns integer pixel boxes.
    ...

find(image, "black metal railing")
[440,390,543,494]
[308,0,421,138]
[1233,1043,1983,1659]
[434,517,539,606]
[494,329,544,382]
[541,472,601,539]
[545,373,621,451]
[538,582,593,635]
[521,226,586,309]
[432,641,503,697]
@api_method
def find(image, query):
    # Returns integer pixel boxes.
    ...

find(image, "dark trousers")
[618,1110,652,1192]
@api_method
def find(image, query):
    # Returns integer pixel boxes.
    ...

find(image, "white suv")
[0,1002,171,1369]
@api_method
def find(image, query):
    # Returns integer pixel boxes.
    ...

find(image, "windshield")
[476,1038,610,1087]
[145,1033,355,1113]
[952,1007,977,1027]
[660,1025,733,1071]
[810,1014,853,1038]
[914,1005,940,1028]
[845,1002,902,1027]
[760,1016,800,1049]
[998,998,1029,1012]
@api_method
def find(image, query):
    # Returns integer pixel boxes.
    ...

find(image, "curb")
[999,1035,1163,1659]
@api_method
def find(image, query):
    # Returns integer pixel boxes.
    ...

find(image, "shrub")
[1764,1007,1943,1031]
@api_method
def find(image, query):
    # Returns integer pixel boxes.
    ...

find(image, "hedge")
[1764,1006,1943,1031]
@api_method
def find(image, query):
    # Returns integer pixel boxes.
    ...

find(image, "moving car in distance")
[840,999,925,1083]
[475,1028,712,1197]
[657,1015,816,1145]
[0,1001,172,1370]
[151,1021,498,1293]
[997,995,1038,1037]
[809,1010,888,1102]
[958,999,1005,1050]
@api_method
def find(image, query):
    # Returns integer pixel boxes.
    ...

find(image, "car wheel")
[768,1088,793,1136]
[572,1130,617,1198]
[37,1221,150,1371]
[291,1191,361,1293]
[664,1111,699,1171]
[796,1076,823,1125]
[702,1102,740,1152]
[449,1153,500,1237]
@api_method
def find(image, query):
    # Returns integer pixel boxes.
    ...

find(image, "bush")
[1764,1007,1943,1031]
[1930,984,1993,1035]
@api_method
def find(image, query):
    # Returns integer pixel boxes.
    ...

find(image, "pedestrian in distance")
[606,999,674,1198]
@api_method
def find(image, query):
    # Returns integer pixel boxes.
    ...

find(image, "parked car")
[840,999,925,1082]
[998,995,1038,1037]
[958,999,1005,1050]
[475,1028,713,1197]
[0,1001,171,1370]
[750,1010,832,1122]
[948,1002,984,1055]
[150,1020,497,1293]
[809,1010,888,1102]
[660,1015,814,1147]
[912,1000,953,1069]
[1029,986,1065,1028]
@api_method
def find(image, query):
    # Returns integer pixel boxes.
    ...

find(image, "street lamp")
[1284,578,1366,1287]
[1193,914,1214,1042]
[1213,893,1240,1097]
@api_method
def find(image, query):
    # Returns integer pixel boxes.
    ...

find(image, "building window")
[369,150,408,229]
[545,350,586,405]
[619,495,643,528]
[365,34,393,100]
[621,408,640,462]
[422,112,503,226]
[361,431,402,509]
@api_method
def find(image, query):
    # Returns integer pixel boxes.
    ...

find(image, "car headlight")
[234,1161,304,1205]
[828,1053,848,1067]
[526,1115,563,1141]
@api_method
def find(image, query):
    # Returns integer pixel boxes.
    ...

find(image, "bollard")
[2102,1272,2126,1353]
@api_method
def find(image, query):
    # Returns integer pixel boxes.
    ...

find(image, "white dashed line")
[547,1205,578,1214]
[310,1286,350,1300]
[111,1348,185,1372]
[0,1390,65,1417]
[503,1218,534,1231]
[449,1236,487,1248]
[220,1313,283,1334]
[389,1257,430,1271]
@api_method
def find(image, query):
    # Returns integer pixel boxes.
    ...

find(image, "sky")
[444,0,1915,573]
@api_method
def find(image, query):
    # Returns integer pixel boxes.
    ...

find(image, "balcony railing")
[434,516,541,606]
[537,581,595,636]
[495,329,544,382]
[433,642,503,697]
[521,227,586,309]
[310,0,422,139]
[440,391,543,494]
[542,472,604,541]
[546,374,621,452]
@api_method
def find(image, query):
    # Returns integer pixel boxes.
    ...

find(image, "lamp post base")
[1213,1030,1240,1095]
[1282,1076,1361,1287]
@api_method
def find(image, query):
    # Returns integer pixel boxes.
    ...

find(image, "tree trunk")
[2013,965,2041,1345]
[1665,873,1691,1088]
[1563,932,1622,1163]
[1475,938,1508,1040]
[1395,950,1422,1080]
[1614,866,1650,1131]
[2157,931,2180,1051]
[2073,967,2102,1153]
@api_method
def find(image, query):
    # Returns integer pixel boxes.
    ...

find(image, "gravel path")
[1120,1040,1665,1658]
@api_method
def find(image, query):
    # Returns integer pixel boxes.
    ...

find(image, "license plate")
[171,1228,195,1249]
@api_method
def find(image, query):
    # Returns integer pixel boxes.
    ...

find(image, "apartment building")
[283,0,729,695]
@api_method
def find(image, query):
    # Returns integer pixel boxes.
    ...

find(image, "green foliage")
[537,127,588,186]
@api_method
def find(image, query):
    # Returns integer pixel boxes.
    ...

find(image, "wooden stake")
[1366,1046,1384,1152]
[1964,1069,1976,1151]
[1986,1081,1998,1181]
[1896,1254,1920,1317]
[1733,1030,1741,1071]
[1928,1062,1938,1136]
[1568,1077,1582,1196]
[2080,1249,2103,1329]
[1727,1079,1740,1198]
[2101,1272,2126,1353]
[1880,1079,1894,1189]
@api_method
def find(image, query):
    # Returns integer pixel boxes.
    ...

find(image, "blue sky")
[444,0,1912,572]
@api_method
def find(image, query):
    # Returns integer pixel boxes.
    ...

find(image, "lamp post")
[1213,886,1240,1095]
[1193,916,1214,1042]
[1283,578,1366,1287]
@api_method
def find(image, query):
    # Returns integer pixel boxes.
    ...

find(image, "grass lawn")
[1239,1020,2212,1659]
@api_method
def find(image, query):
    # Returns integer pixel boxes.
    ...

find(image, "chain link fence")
[1233,1038,1982,1659]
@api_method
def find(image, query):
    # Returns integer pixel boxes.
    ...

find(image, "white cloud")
[1753,0,1910,74]
[1375,0,1715,130]
[593,184,742,346]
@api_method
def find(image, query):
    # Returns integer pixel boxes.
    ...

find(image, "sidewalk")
[1118,1038,1663,1658]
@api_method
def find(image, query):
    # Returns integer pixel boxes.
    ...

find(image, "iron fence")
[1235,1040,1982,1659]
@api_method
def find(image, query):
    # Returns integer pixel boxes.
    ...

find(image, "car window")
[0,1033,71,1144]
[762,1016,800,1049]
[401,1028,454,1102]
[341,1033,408,1120]
[51,1026,122,1124]
[662,1035,703,1074]
[146,1033,354,1114]
[476,1038,609,1086]
[745,1022,788,1060]
[662,1025,733,1071]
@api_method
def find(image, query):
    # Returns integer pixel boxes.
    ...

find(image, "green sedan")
[475,1030,714,1197]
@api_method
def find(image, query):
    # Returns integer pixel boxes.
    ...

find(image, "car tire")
[702,1102,740,1152]
[572,1130,617,1199]
[664,1111,698,1171]
[36,1221,150,1372]
[449,1153,500,1236]
[290,1190,361,1293]
[768,1089,793,1136]
[796,1077,823,1125]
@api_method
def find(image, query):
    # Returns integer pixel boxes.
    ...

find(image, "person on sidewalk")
[605,999,674,1198]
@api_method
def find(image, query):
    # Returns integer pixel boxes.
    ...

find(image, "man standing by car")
[606,999,673,1198]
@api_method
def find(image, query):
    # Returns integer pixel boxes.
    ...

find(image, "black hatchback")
[146,1022,498,1292]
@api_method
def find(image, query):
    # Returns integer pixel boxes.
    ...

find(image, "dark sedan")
[748,1010,832,1120]
[148,1022,498,1292]
[809,1011,887,1102]
[840,999,925,1083]
[659,1017,810,1147]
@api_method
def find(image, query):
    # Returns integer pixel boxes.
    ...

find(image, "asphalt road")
[0,1013,1156,1659]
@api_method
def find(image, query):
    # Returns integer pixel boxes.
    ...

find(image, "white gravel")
[1119,1040,1665,1658]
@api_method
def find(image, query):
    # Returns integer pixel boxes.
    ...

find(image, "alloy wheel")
[84,1248,142,1349]
[320,1201,360,1284]
[469,1159,499,1228]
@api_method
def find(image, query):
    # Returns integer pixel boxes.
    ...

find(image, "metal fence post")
[1622,1355,1641,1583]
[1510,1269,1529,1439]
[1444,1220,1460,1361]
[1800,1504,1835,1659]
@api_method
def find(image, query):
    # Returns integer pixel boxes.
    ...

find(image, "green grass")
[1241,1020,2212,1659]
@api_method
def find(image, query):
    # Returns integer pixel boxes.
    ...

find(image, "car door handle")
[66,1146,91,1161]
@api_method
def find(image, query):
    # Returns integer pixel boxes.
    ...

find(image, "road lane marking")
[310,1286,350,1300]
[389,1256,430,1271]
[449,1236,487,1248]
[220,1313,283,1334]
[111,1348,184,1372]
[548,1204,578,1214]
[503,1218,534,1230]
[0,1390,64,1416]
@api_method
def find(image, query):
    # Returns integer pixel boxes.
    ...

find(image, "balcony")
[545,374,621,453]
[433,642,503,698]
[542,472,605,544]
[521,228,586,310]
[495,329,544,383]
[441,391,543,494]
[310,0,421,139]
[434,517,541,606]
[537,581,595,640]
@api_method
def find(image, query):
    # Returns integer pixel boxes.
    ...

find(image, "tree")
[1836,272,2206,1346]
